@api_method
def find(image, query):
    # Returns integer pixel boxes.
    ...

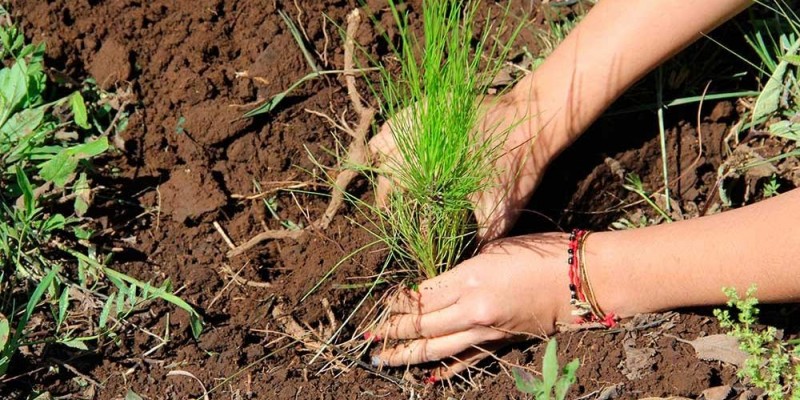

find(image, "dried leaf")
[700,385,733,400]
[682,334,748,367]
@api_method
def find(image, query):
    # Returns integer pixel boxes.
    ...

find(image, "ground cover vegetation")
[512,339,579,400]
[0,8,200,380]
[715,286,800,400]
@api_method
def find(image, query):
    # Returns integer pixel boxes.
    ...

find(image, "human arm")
[371,0,761,380]
[371,0,753,240]
[374,187,800,381]
[476,0,753,238]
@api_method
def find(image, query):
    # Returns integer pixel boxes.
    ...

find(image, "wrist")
[582,230,672,319]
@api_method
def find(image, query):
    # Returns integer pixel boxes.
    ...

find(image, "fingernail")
[423,375,439,385]
[370,355,382,367]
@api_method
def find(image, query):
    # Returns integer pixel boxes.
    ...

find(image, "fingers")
[387,271,460,315]
[378,305,470,340]
[375,330,480,367]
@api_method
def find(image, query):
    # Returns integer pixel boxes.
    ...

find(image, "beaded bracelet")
[567,229,618,327]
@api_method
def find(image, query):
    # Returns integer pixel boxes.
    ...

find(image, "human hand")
[370,233,574,381]
[368,91,551,242]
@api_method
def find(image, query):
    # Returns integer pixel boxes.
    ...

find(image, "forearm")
[589,188,800,318]
[512,0,751,169]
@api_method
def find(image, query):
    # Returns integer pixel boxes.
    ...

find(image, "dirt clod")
[160,167,227,223]
[89,39,131,90]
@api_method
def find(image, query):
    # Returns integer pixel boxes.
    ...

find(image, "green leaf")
[59,248,205,339]
[512,367,542,395]
[0,316,9,351]
[99,292,116,330]
[41,214,67,232]
[542,339,560,395]
[0,60,30,119]
[73,226,93,240]
[783,54,800,66]
[769,120,800,142]
[0,105,44,141]
[19,267,59,336]
[125,390,144,400]
[73,173,91,216]
[555,358,580,400]
[67,136,109,159]
[127,284,137,308]
[15,166,34,216]
[61,339,88,351]
[38,151,77,188]
[57,288,70,329]
[39,137,109,187]
[753,36,800,122]
[69,92,90,130]
[116,289,126,316]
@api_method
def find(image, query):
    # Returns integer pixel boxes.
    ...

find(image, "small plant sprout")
[513,339,580,400]
[762,175,781,197]
[373,0,524,279]
[622,174,673,223]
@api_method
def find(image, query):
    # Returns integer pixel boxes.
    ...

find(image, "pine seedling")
[374,0,524,279]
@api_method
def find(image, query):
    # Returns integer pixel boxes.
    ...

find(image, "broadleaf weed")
[513,339,579,400]
[714,286,800,399]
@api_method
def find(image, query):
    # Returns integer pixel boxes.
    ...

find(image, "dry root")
[225,9,374,258]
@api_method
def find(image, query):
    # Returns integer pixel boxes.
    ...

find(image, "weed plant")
[512,339,580,400]
[371,0,523,279]
[714,286,800,400]
[715,1,800,204]
[0,12,200,375]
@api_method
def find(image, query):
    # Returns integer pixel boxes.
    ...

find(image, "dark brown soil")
[4,1,798,399]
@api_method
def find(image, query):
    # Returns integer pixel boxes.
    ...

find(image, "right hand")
[372,232,576,380]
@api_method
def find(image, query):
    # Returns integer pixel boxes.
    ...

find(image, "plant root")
[271,302,350,372]
[312,9,375,230]
[226,9,374,258]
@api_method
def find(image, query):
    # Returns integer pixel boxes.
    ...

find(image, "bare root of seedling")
[271,302,350,371]
[224,9,374,259]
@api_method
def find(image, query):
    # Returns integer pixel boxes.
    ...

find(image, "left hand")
[370,233,575,380]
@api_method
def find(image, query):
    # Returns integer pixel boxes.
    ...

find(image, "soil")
[4,1,799,399]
